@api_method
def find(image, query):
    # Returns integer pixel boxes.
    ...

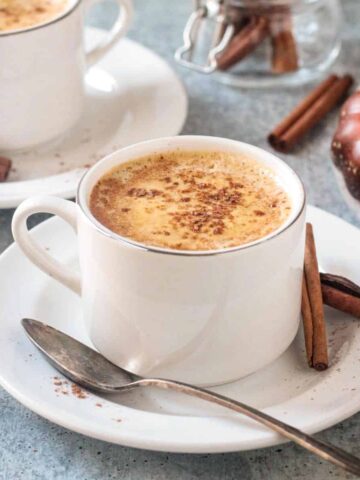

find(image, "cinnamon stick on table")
[216,16,269,71]
[302,223,328,371]
[268,74,354,153]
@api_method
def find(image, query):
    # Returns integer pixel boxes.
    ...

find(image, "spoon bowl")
[22,318,141,392]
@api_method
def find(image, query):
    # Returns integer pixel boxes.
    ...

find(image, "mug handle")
[12,196,81,296]
[84,0,133,67]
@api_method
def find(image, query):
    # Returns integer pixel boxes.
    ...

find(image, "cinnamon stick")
[270,12,298,73]
[321,285,360,318]
[303,223,328,371]
[216,16,269,71]
[271,30,298,73]
[271,75,338,137]
[301,275,313,367]
[320,273,360,298]
[268,74,354,153]
[320,273,360,318]
[0,156,12,182]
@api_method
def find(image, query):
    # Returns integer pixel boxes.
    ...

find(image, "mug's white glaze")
[0,0,133,152]
[12,136,306,386]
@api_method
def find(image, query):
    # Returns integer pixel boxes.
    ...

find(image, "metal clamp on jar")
[175,0,342,88]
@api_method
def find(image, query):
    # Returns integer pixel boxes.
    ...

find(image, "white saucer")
[0,205,359,453]
[0,28,187,209]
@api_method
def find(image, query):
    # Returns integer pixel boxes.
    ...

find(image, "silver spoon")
[22,318,360,476]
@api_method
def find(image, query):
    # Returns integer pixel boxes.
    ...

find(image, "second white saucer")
[0,28,188,208]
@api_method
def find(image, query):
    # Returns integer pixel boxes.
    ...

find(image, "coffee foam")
[89,150,292,251]
[0,0,71,32]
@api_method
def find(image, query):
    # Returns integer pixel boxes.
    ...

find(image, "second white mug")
[0,0,133,152]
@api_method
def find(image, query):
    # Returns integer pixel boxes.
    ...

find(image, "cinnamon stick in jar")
[216,16,269,71]
[268,74,354,153]
[302,223,328,371]
[270,10,298,73]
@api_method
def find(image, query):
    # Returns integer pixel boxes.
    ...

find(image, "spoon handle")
[140,378,360,476]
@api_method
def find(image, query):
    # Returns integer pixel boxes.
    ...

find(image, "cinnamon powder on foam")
[89,151,292,251]
[0,0,69,32]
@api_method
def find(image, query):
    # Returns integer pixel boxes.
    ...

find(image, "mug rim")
[0,0,81,37]
[77,136,306,257]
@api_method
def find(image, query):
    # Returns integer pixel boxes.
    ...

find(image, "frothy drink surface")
[90,151,292,251]
[0,0,69,32]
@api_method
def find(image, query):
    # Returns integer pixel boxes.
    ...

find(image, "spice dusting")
[90,151,291,250]
[0,0,69,32]
[52,377,89,399]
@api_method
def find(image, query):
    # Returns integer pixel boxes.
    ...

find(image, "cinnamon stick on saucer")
[302,223,328,371]
[216,16,269,71]
[301,275,313,367]
[320,273,360,318]
[0,156,12,182]
[268,74,354,153]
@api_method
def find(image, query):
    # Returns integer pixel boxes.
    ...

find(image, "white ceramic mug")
[0,0,133,152]
[12,136,306,386]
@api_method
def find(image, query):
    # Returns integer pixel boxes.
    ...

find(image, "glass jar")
[175,0,342,88]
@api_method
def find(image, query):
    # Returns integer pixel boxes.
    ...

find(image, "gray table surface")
[1,1,360,479]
